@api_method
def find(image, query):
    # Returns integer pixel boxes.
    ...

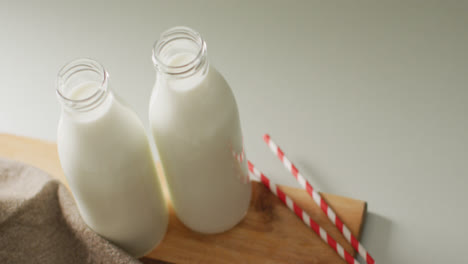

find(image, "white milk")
[149,27,252,234]
[57,59,168,257]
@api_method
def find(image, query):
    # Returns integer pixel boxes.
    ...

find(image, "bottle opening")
[56,58,109,111]
[152,26,208,77]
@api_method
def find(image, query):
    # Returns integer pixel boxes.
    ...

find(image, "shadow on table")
[359,212,392,264]
[273,158,393,263]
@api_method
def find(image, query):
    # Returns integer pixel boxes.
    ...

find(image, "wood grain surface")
[0,133,367,263]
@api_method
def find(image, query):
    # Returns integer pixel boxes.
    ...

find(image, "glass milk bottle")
[149,26,252,234]
[56,58,168,257]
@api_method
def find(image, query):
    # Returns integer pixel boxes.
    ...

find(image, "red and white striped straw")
[247,160,360,264]
[263,134,375,264]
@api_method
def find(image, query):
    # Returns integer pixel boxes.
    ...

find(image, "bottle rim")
[56,58,109,112]
[152,26,207,77]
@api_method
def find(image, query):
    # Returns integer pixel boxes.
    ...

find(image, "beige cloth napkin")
[0,158,142,264]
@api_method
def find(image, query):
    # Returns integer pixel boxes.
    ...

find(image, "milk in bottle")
[56,58,168,257]
[149,27,251,234]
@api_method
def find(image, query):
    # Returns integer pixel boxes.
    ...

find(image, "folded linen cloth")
[0,158,142,264]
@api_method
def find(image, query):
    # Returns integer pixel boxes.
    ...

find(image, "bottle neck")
[152,26,209,79]
[56,58,110,113]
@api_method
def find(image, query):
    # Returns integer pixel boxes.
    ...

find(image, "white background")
[1,1,467,263]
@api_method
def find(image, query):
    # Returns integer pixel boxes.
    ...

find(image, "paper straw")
[263,134,375,264]
[247,160,360,264]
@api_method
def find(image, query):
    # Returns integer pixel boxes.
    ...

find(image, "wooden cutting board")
[0,133,367,264]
